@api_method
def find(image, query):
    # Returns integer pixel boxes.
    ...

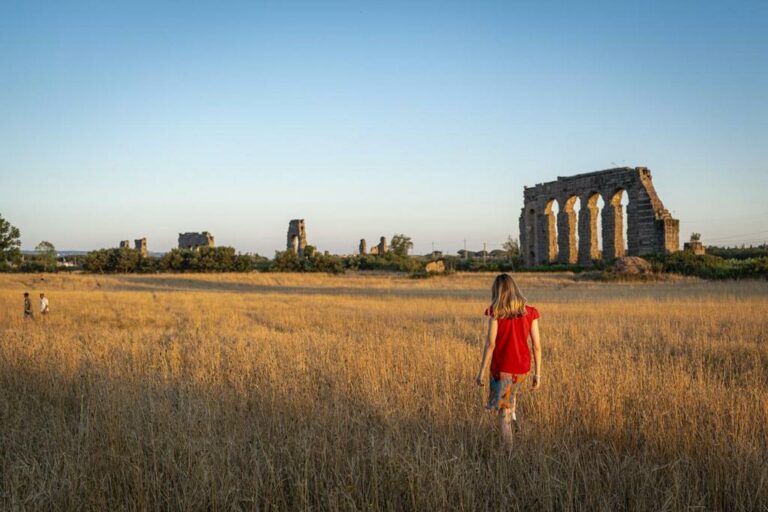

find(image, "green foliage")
[443,254,522,272]
[82,247,264,273]
[651,252,768,280]
[19,259,58,273]
[343,252,421,273]
[390,234,413,257]
[0,213,21,264]
[270,250,344,274]
[706,245,768,260]
[690,232,701,242]
[158,247,260,273]
[502,236,520,260]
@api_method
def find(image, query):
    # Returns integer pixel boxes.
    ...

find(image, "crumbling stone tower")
[366,236,390,256]
[377,236,388,255]
[519,167,679,266]
[134,238,148,258]
[359,239,367,255]
[287,219,308,256]
[119,240,130,249]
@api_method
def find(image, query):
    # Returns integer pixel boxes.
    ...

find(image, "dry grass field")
[1,272,766,511]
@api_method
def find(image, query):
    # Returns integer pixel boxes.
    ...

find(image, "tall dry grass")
[1,273,766,510]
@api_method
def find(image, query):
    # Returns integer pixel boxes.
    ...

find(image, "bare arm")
[475,318,498,386]
[530,318,541,389]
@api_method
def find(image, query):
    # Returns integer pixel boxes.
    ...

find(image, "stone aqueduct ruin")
[519,167,679,267]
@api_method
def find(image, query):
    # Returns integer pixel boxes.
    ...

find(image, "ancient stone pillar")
[578,194,599,265]
[602,191,625,260]
[359,239,367,255]
[535,200,557,264]
[557,197,578,264]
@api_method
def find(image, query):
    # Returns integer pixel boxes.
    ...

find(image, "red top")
[485,305,540,376]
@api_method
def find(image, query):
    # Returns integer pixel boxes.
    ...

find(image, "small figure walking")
[475,274,542,448]
[23,292,33,320]
[40,293,49,315]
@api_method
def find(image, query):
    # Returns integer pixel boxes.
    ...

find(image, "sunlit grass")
[1,273,766,510]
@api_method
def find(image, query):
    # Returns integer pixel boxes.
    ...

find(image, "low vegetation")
[1,273,766,510]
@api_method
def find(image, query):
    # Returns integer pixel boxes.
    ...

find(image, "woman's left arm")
[475,318,498,386]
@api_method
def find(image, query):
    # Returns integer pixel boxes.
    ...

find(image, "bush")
[343,253,421,273]
[651,252,768,280]
[269,251,345,274]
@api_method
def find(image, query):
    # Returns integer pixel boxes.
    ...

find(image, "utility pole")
[483,242,487,264]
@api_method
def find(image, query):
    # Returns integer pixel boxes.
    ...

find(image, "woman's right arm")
[475,318,497,386]
[530,319,541,389]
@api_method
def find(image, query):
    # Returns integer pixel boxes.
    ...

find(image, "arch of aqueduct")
[519,167,679,267]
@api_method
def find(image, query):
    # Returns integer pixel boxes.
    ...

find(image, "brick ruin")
[134,238,148,258]
[287,219,308,256]
[178,232,215,250]
[360,236,388,256]
[119,238,148,257]
[519,167,679,266]
[684,235,705,255]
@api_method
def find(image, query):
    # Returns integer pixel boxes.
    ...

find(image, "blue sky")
[1,0,766,254]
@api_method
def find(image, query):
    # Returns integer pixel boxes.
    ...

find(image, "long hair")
[489,273,527,318]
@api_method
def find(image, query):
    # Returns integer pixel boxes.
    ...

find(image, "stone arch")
[578,192,601,265]
[519,167,679,267]
[542,198,559,263]
[557,195,578,264]
[596,194,606,257]
[602,188,627,260]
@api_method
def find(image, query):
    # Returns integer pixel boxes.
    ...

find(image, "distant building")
[684,235,705,255]
[179,232,215,250]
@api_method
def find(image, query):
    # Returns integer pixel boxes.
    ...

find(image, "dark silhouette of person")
[24,292,33,319]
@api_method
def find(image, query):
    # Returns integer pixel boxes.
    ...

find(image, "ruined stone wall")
[377,236,388,255]
[287,219,308,255]
[519,167,679,266]
[358,236,388,256]
[119,240,130,249]
[134,238,148,258]
[178,232,215,250]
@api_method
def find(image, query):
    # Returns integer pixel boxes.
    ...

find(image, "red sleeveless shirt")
[485,305,540,376]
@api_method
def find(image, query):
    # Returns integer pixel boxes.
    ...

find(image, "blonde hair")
[489,273,527,319]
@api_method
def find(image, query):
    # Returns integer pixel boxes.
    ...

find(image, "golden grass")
[1,273,766,510]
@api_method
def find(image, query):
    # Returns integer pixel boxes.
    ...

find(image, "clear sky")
[1,0,766,255]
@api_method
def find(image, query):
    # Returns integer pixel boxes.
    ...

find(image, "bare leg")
[498,409,514,448]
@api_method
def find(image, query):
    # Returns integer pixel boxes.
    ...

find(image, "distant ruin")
[178,232,215,250]
[519,167,679,266]
[134,238,148,257]
[359,239,367,255]
[119,238,148,257]
[684,235,705,255]
[366,236,389,256]
[287,219,308,256]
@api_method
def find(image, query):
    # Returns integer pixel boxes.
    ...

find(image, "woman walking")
[475,274,541,447]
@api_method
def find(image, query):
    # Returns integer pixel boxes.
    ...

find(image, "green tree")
[390,234,413,257]
[83,249,111,273]
[502,236,520,262]
[36,240,57,267]
[0,213,21,264]
[690,232,702,242]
